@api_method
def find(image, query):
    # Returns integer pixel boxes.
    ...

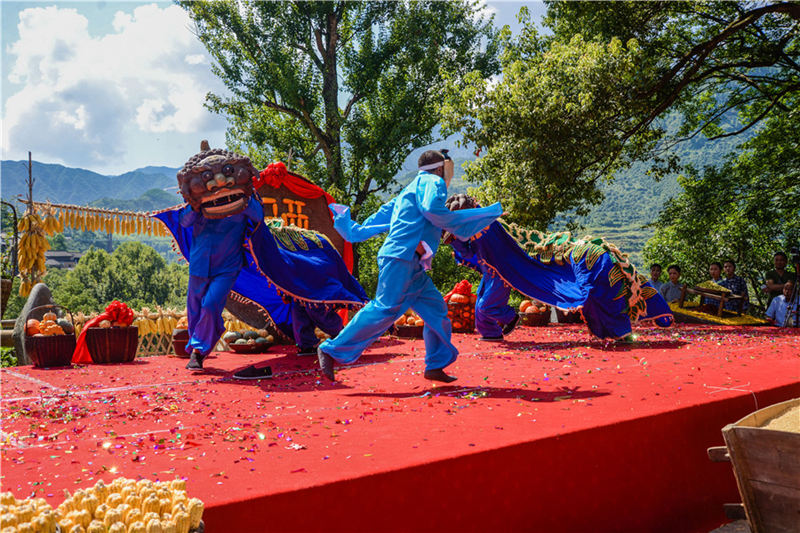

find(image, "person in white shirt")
[766,279,797,326]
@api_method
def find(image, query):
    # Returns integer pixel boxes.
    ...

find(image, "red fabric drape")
[72,301,134,363]
[255,162,354,272]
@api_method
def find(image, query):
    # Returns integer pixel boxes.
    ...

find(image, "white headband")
[418,161,444,171]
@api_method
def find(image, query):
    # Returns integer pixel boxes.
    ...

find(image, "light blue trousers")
[320,256,458,371]
[475,272,516,338]
[186,272,238,356]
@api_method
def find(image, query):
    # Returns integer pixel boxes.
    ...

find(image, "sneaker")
[502,313,520,336]
[480,336,504,342]
[317,345,335,381]
[296,346,317,357]
[232,365,273,380]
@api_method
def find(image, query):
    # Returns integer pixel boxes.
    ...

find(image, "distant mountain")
[0,160,179,206]
[89,188,183,212]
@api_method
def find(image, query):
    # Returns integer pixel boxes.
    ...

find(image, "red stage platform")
[2,324,798,532]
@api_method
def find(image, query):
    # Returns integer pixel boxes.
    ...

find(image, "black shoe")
[317,345,335,381]
[423,369,457,383]
[502,314,520,336]
[297,346,317,357]
[480,336,504,342]
[186,351,206,371]
[232,365,273,380]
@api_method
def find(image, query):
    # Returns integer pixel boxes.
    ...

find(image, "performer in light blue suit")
[318,150,503,382]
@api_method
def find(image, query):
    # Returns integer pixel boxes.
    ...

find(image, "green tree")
[51,243,189,313]
[179,0,500,275]
[644,106,800,313]
[442,2,799,229]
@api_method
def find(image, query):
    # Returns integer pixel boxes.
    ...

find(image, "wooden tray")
[519,310,549,326]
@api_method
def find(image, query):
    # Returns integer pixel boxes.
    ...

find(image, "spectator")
[649,263,664,292]
[763,252,794,306]
[659,264,683,303]
[718,259,749,311]
[765,279,796,326]
[702,262,724,305]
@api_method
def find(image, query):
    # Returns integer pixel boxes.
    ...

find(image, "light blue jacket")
[330,171,502,260]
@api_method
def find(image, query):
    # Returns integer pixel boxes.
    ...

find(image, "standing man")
[318,150,503,382]
[763,251,794,306]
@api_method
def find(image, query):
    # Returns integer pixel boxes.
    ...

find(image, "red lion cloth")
[71,301,134,364]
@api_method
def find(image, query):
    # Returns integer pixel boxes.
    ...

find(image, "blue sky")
[1,1,546,175]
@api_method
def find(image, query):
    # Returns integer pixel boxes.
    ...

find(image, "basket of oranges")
[393,310,425,338]
[24,304,76,367]
[518,300,550,326]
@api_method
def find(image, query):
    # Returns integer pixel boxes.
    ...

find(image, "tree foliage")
[3,242,189,318]
[442,2,800,230]
[179,1,500,260]
[643,105,800,311]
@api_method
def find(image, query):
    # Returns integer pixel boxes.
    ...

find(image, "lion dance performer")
[445,193,673,340]
[153,143,367,374]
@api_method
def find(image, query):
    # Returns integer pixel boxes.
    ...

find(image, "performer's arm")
[329,200,394,242]
[417,175,502,240]
[178,204,199,228]
[244,196,264,224]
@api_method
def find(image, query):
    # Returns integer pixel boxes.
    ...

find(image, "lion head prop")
[177,143,258,219]
[445,193,480,211]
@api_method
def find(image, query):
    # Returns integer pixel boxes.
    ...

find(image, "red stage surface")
[2,324,798,532]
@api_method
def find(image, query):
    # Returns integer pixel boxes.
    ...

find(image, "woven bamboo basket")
[556,308,583,324]
[519,308,550,326]
[172,328,190,358]
[447,301,475,333]
[24,304,76,368]
[85,326,139,364]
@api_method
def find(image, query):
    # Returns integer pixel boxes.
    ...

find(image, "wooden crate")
[708,398,800,533]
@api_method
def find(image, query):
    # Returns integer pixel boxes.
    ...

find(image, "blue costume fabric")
[153,195,368,354]
[320,170,503,370]
[449,239,515,338]
[451,221,673,339]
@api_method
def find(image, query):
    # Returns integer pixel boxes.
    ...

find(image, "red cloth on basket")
[72,301,134,363]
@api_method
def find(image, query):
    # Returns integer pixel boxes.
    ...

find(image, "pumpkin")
[43,311,58,322]
[98,320,112,328]
[394,317,406,328]
[405,316,417,325]
[452,321,463,329]
[26,319,41,336]
[414,319,424,327]
[176,316,189,329]
[449,293,469,304]
[519,300,533,313]
[525,307,540,314]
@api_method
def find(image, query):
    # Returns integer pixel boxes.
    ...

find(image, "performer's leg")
[319,257,414,365]
[475,273,515,339]
[187,272,238,357]
[410,269,458,378]
[186,275,209,356]
[306,304,344,338]
[291,303,319,353]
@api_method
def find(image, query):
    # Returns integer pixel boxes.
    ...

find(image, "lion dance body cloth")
[451,220,673,339]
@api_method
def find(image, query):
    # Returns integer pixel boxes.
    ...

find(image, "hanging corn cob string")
[26,200,174,238]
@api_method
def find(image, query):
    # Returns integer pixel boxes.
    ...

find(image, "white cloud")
[2,3,225,170]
